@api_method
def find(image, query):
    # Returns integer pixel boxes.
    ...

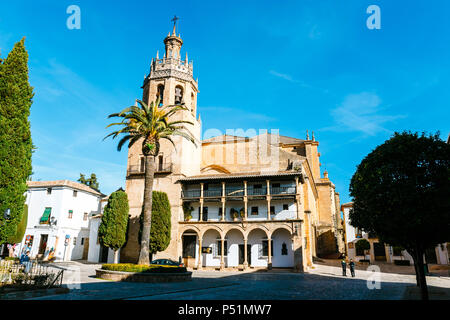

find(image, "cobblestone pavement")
[29,261,450,300]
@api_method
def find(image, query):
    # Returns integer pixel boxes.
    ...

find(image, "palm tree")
[105,98,196,265]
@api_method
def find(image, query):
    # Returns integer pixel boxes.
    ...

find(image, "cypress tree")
[138,191,172,258]
[7,204,28,244]
[0,38,33,245]
[98,189,129,263]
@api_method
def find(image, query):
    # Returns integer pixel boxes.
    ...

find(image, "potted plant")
[230,208,238,221]
[239,207,245,219]
[183,202,194,221]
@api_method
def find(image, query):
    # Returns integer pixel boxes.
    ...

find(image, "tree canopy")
[78,173,100,192]
[0,38,33,245]
[139,191,172,255]
[98,189,129,252]
[349,131,450,299]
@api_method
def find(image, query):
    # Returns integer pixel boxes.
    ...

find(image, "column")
[243,181,248,221]
[266,180,271,220]
[221,182,226,221]
[292,227,304,273]
[220,238,225,270]
[198,236,203,270]
[243,238,248,269]
[267,236,272,270]
[200,183,204,222]
[199,200,203,222]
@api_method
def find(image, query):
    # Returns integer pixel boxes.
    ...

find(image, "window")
[281,243,288,255]
[81,238,85,245]
[262,240,274,257]
[218,207,222,216]
[40,207,52,224]
[47,188,52,195]
[217,240,228,256]
[157,85,164,106]
[158,155,164,171]
[83,212,88,221]
[68,210,73,219]
[203,183,209,191]
[73,190,78,197]
[191,93,195,112]
[73,237,77,245]
[283,204,289,210]
[251,206,259,215]
[175,86,183,105]
[270,206,275,215]
[200,207,208,221]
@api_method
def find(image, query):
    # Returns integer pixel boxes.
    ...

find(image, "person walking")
[349,259,355,277]
[341,258,347,276]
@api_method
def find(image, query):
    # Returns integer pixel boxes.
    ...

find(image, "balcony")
[247,187,267,196]
[127,163,173,176]
[270,186,296,195]
[182,190,201,198]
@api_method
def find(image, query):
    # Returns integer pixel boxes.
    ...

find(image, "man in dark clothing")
[349,259,355,277]
[341,259,347,276]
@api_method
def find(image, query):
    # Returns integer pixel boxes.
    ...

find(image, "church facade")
[120,25,345,271]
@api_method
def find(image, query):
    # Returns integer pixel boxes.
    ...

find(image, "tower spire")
[171,15,179,35]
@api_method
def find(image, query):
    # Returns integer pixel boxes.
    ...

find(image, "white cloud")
[322,92,406,136]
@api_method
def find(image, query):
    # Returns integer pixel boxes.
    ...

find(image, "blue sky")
[1,0,449,204]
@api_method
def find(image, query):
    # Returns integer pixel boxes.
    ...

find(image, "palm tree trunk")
[137,155,155,265]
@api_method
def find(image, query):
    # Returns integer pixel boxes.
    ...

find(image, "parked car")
[150,258,184,267]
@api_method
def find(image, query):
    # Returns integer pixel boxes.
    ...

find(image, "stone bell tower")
[121,18,202,263]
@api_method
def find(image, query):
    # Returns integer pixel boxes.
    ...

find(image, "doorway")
[374,242,386,261]
[238,244,251,265]
[182,235,197,268]
[99,244,109,263]
[38,234,48,255]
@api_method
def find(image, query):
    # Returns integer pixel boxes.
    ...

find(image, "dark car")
[150,259,184,267]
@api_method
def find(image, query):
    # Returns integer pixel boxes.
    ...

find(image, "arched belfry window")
[157,85,164,106]
[191,92,195,112]
[175,86,183,105]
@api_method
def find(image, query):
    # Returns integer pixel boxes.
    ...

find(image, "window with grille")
[261,240,273,257]
[251,206,258,215]
[68,210,73,219]
[83,212,88,221]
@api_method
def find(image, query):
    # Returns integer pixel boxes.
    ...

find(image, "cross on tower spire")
[171,15,179,35]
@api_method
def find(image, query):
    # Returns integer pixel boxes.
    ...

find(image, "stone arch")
[200,164,231,174]
[246,225,270,239]
[224,226,246,240]
[200,225,224,239]
[269,225,293,239]
[179,226,200,240]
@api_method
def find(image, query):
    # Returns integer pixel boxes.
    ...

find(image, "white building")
[342,202,449,265]
[20,180,104,262]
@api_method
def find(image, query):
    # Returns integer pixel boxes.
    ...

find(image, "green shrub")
[4,257,19,262]
[101,263,186,273]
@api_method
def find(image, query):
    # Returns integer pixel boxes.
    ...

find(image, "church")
[120,21,345,271]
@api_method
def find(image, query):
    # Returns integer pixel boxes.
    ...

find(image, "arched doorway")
[248,228,269,268]
[271,228,294,268]
[224,229,244,267]
[202,229,222,268]
[182,229,198,268]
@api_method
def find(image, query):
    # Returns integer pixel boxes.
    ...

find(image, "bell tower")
[122,18,202,263]
[140,17,201,177]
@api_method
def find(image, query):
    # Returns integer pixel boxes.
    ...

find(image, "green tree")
[7,204,28,244]
[349,132,450,300]
[0,38,33,246]
[98,189,129,263]
[105,98,196,265]
[78,173,100,192]
[355,239,370,256]
[139,191,172,259]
